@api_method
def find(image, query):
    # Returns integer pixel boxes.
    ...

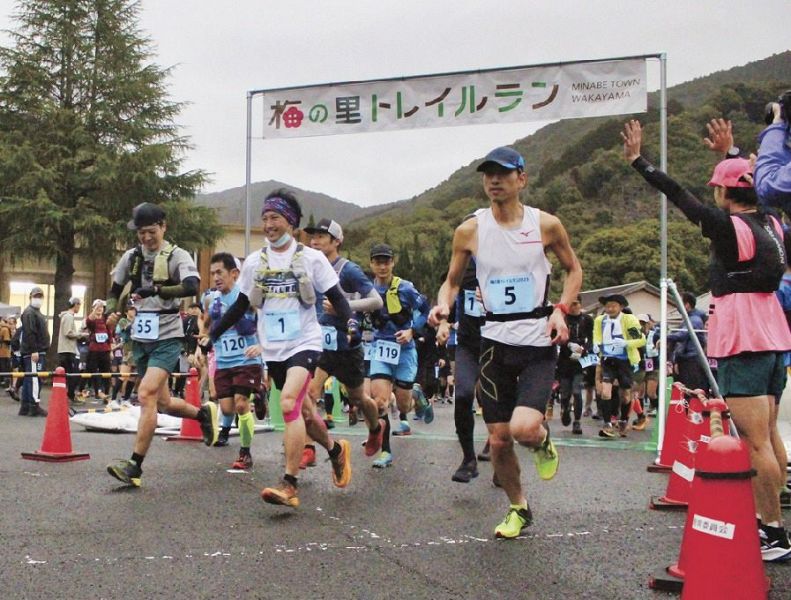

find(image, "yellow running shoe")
[533,425,559,480]
[494,505,533,539]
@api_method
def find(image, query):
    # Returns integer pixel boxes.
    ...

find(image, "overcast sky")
[1,1,789,206]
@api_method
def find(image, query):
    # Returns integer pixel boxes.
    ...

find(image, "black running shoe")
[214,429,230,447]
[452,459,479,483]
[107,459,142,487]
[477,441,491,462]
[253,390,268,420]
[198,402,219,446]
[561,403,571,427]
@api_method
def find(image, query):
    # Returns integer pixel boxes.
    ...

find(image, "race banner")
[259,58,646,139]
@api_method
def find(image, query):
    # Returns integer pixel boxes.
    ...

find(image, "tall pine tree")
[0,0,220,355]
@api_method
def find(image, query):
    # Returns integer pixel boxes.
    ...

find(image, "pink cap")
[707,158,752,188]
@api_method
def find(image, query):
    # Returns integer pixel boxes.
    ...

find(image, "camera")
[764,89,791,125]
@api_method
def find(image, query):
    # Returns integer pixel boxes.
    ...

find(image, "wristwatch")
[725,146,740,159]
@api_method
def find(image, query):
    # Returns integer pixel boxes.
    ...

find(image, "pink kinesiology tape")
[282,374,312,423]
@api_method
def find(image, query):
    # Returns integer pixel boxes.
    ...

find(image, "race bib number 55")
[134,313,159,341]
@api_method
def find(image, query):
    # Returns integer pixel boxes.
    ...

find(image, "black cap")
[127,202,166,230]
[598,294,628,307]
[370,243,394,259]
[303,218,344,242]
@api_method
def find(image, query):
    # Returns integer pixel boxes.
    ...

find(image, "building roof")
[579,281,661,314]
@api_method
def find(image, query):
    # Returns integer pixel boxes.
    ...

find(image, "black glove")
[347,318,362,347]
[133,286,157,299]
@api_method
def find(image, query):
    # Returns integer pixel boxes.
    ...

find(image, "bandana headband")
[263,197,299,228]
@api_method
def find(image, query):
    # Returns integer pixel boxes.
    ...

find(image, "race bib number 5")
[374,340,401,365]
[486,275,535,313]
[133,313,159,341]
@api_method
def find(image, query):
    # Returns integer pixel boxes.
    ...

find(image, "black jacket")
[21,304,50,354]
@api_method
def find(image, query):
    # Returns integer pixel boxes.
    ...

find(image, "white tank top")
[476,205,551,347]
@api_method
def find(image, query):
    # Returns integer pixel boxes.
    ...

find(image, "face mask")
[271,232,292,249]
[31,298,43,309]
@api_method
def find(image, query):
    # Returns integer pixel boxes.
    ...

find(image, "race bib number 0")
[134,313,159,341]
[579,353,599,369]
[219,334,246,357]
[463,289,484,317]
[264,311,300,342]
[374,340,401,365]
[95,332,109,343]
[322,326,338,351]
[486,275,535,313]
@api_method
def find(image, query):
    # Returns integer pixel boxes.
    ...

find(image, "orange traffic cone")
[650,394,708,510]
[681,399,768,599]
[166,368,203,442]
[21,367,90,462]
[648,384,687,473]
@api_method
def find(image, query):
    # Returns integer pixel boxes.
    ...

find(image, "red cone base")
[21,449,90,462]
[649,495,688,510]
[647,462,672,473]
[166,368,203,442]
[648,567,684,593]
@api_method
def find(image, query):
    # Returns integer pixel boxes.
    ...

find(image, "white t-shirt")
[238,241,338,363]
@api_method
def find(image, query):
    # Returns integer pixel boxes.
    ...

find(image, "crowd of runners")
[9,107,791,558]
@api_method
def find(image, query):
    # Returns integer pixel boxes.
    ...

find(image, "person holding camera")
[754,90,791,215]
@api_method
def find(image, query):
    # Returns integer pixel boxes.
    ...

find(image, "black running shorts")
[316,346,366,389]
[478,338,556,424]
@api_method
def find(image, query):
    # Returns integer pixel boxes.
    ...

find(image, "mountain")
[337,51,791,298]
[195,180,382,226]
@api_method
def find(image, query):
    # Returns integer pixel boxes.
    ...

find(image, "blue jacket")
[755,123,791,211]
[668,308,706,360]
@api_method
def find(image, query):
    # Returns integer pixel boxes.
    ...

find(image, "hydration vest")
[253,243,316,308]
[129,242,178,290]
[331,257,361,301]
[709,213,785,296]
[371,276,411,328]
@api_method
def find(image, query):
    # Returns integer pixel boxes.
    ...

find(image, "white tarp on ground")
[70,406,273,435]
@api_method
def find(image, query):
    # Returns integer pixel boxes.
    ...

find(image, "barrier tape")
[0,371,196,378]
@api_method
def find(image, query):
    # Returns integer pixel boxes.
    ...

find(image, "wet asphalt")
[1,390,789,599]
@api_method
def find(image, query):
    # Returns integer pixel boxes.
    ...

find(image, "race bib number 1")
[463,289,484,317]
[375,340,401,365]
[486,275,535,314]
[579,353,599,369]
[134,313,159,341]
[264,311,300,342]
[322,326,338,351]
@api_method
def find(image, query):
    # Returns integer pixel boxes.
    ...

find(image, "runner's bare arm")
[541,212,582,344]
[429,219,475,326]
